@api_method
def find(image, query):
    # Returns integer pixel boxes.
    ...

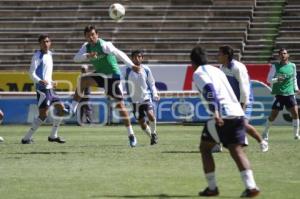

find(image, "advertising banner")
[0,64,299,125]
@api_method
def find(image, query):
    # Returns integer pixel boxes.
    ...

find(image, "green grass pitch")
[0,125,300,199]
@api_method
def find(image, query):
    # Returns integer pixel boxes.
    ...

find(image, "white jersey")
[124,64,158,103]
[193,64,244,118]
[220,59,251,104]
[29,50,54,90]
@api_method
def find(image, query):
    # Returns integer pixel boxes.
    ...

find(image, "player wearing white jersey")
[218,45,268,152]
[124,50,159,145]
[21,34,66,144]
[191,46,260,198]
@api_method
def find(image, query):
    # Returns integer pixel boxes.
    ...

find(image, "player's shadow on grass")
[7,151,84,155]
[93,194,234,198]
[92,194,195,198]
[161,151,199,154]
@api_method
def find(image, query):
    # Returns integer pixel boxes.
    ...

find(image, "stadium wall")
[0,64,299,125]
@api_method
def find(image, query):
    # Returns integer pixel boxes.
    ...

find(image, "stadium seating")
[241,0,286,64]
[0,0,256,70]
[273,0,300,66]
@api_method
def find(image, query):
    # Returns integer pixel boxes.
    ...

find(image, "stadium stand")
[273,0,300,66]
[242,0,286,64]
[0,0,257,70]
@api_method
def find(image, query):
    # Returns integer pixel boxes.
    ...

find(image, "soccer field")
[0,125,299,199]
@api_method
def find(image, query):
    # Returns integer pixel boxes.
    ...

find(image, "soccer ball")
[109,3,125,21]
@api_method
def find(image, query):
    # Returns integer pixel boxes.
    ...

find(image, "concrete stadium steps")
[0,0,254,6]
[283,5,300,16]
[286,0,300,5]
[0,7,254,18]
[0,19,250,29]
[272,0,300,66]
[0,0,214,6]
[0,39,245,52]
[242,0,285,64]
[0,0,256,70]
[0,28,248,40]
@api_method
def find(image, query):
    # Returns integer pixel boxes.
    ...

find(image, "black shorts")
[91,73,123,100]
[201,117,247,148]
[132,100,154,120]
[272,95,297,110]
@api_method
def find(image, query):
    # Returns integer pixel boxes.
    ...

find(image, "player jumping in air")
[71,25,139,147]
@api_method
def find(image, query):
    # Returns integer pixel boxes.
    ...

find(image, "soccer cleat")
[48,136,66,144]
[260,140,269,152]
[150,133,158,145]
[294,134,300,140]
[198,187,219,197]
[211,144,223,153]
[240,188,260,198]
[128,134,137,147]
[262,131,269,141]
[21,138,34,144]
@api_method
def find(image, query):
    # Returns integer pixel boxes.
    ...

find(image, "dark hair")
[131,50,143,58]
[84,25,97,35]
[219,45,234,61]
[190,46,208,66]
[38,34,49,43]
[278,48,288,54]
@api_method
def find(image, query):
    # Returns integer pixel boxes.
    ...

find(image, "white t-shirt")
[124,64,158,103]
[29,50,54,90]
[193,64,244,118]
[220,59,251,104]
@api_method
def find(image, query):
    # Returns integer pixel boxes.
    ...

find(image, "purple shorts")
[201,117,247,148]
[36,89,61,109]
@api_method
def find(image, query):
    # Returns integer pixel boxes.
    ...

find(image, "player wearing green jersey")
[262,48,300,141]
[71,25,138,147]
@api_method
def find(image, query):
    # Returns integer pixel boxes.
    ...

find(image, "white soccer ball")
[109,3,125,21]
[0,136,4,143]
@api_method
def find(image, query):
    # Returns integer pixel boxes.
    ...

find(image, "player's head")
[84,25,99,45]
[218,45,234,64]
[131,50,144,65]
[278,48,289,62]
[190,46,208,69]
[38,34,51,53]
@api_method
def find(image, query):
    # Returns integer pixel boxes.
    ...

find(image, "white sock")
[149,119,157,135]
[23,117,44,140]
[142,125,151,137]
[263,120,271,134]
[127,125,134,136]
[240,169,257,189]
[205,172,217,190]
[49,118,62,138]
[293,119,299,136]
[71,101,79,113]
